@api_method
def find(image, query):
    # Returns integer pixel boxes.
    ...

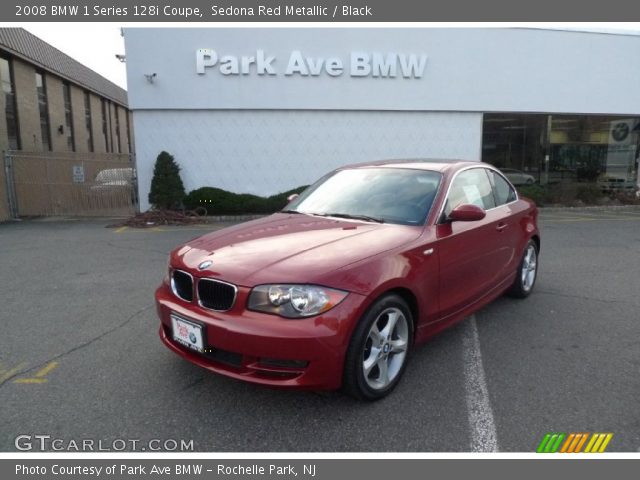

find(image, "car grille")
[197,278,237,311]
[171,270,193,302]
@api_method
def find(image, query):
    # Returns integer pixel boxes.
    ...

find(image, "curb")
[203,214,267,222]
[538,204,640,213]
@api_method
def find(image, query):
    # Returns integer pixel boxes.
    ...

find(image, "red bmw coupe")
[155,160,540,400]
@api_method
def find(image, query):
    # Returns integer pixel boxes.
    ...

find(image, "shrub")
[517,185,551,206]
[576,185,604,205]
[611,190,640,205]
[184,185,308,215]
[518,183,607,206]
[148,151,186,210]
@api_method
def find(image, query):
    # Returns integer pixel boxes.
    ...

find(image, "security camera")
[115,54,126,63]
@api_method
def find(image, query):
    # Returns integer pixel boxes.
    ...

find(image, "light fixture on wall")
[144,73,157,84]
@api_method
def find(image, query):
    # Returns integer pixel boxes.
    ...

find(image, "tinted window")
[488,170,517,206]
[36,72,51,151]
[444,168,496,216]
[287,167,442,225]
[1,57,20,150]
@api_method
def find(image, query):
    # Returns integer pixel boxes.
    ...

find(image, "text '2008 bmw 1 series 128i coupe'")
[155,159,540,400]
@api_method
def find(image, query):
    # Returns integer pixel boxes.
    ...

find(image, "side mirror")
[448,204,486,222]
[286,193,299,202]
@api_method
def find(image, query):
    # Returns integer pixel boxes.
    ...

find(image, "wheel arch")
[531,234,541,253]
[384,287,419,338]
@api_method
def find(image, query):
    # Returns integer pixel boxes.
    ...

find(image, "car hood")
[173,213,421,286]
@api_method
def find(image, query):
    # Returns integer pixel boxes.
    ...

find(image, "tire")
[343,294,413,401]
[508,239,539,298]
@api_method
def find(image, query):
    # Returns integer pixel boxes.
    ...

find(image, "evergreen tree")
[148,151,185,210]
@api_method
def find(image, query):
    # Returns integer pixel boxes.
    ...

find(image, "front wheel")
[508,239,539,298]
[343,294,413,401]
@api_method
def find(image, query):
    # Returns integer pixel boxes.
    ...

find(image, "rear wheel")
[508,239,538,298]
[343,294,413,400]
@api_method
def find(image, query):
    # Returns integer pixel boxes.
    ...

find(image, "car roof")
[339,158,484,174]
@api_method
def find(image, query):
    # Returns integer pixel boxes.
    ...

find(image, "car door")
[434,168,503,320]
[486,168,522,282]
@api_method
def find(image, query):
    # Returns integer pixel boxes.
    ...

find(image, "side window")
[444,168,496,216]
[488,170,517,206]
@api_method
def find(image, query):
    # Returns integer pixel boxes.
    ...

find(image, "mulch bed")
[106,209,208,228]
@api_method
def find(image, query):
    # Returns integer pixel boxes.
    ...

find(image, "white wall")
[125,28,640,115]
[135,110,482,211]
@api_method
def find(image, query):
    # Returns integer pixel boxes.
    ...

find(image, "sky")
[20,23,640,92]
[24,24,128,89]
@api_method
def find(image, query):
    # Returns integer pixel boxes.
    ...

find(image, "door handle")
[496,223,508,232]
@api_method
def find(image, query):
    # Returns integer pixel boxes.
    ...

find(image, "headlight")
[248,284,348,318]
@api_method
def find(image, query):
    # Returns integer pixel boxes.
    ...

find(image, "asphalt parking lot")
[1,208,639,452]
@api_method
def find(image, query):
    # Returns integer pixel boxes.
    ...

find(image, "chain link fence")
[3,151,138,218]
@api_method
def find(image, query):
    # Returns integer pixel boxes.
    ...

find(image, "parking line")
[13,361,58,384]
[0,363,27,383]
[461,315,499,452]
[111,225,216,234]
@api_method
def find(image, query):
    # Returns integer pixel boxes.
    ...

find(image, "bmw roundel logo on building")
[612,122,630,142]
[198,260,213,270]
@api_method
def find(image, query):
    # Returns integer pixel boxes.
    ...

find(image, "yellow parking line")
[0,363,27,383]
[542,218,599,223]
[35,361,58,377]
[112,225,214,233]
[114,226,128,233]
[542,216,640,224]
[13,361,58,384]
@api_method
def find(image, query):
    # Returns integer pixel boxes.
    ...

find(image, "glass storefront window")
[482,114,547,186]
[482,113,640,195]
[550,115,639,191]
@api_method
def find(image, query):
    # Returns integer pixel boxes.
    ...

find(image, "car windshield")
[285,167,442,225]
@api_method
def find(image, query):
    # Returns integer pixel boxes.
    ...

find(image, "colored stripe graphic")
[536,434,552,453]
[584,433,613,453]
[574,433,589,453]
[559,433,575,453]
[537,433,613,453]
[537,433,565,453]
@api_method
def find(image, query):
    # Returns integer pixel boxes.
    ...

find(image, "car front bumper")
[155,283,367,390]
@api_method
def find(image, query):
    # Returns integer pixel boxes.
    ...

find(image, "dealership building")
[124,28,640,211]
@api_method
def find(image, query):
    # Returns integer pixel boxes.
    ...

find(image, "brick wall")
[13,58,42,152]
[70,84,87,153]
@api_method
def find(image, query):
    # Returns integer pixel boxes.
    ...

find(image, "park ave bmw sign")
[196,49,429,78]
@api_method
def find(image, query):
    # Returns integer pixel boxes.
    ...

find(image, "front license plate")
[171,314,204,353]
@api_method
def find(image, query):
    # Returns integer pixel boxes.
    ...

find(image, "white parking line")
[461,315,499,452]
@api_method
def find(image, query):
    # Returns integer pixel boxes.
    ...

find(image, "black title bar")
[4,0,640,21]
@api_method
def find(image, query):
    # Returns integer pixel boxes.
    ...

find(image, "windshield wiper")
[280,209,303,214]
[320,212,385,224]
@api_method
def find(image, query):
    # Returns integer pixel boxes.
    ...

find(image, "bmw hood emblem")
[198,260,213,270]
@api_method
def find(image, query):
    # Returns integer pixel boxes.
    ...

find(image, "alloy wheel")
[521,244,538,292]
[362,307,409,390]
